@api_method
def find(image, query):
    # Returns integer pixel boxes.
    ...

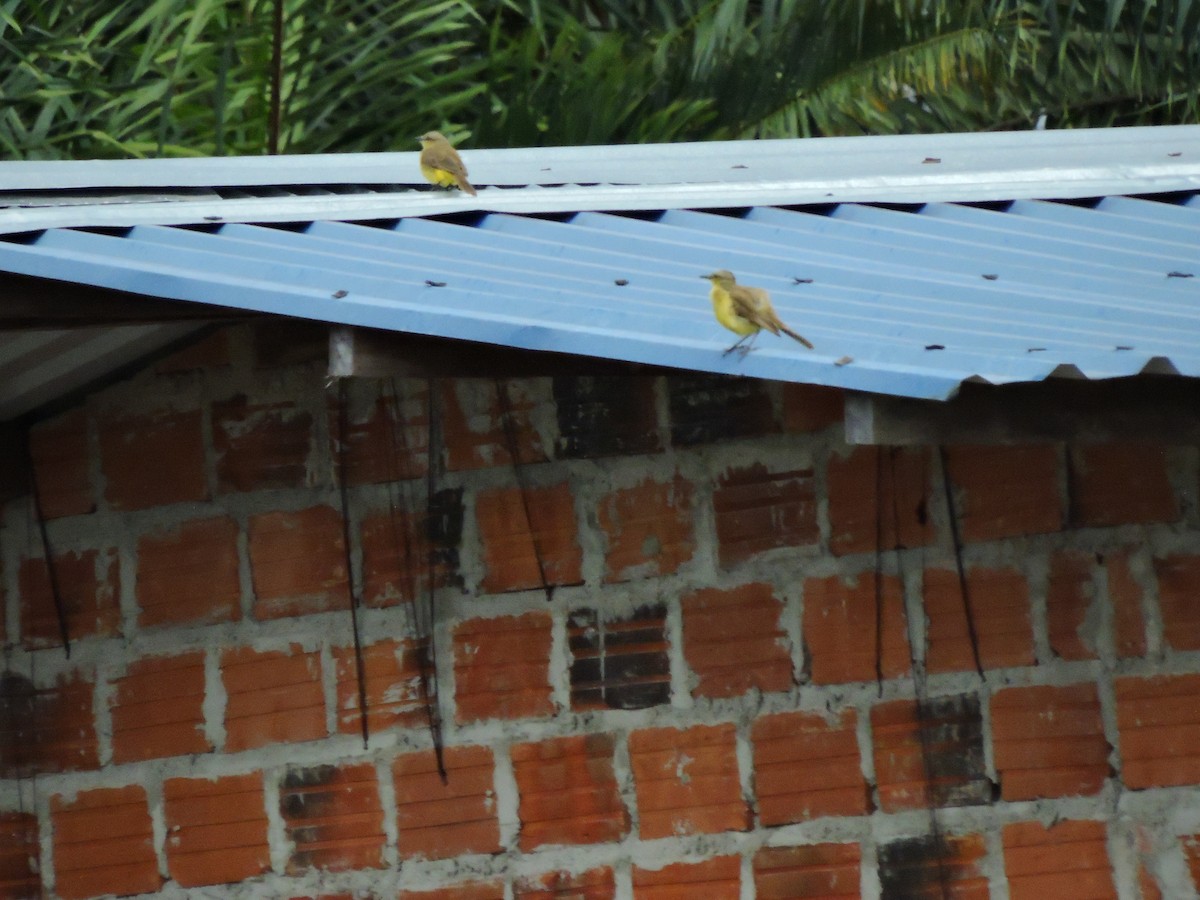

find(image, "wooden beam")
[845,375,1200,445]
[0,273,254,326]
[327,325,671,379]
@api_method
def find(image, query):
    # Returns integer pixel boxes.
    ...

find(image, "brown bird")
[702,269,814,356]
[417,131,477,196]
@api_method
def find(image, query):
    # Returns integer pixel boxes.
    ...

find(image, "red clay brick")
[1183,835,1200,891]
[599,476,694,582]
[333,638,426,737]
[111,651,210,764]
[280,762,386,873]
[19,549,119,647]
[568,604,670,711]
[137,517,241,628]
[399,882,505,900]
[923,567,1035,673]
[991,683,1110,801]
[442,378,546,471]
[360,508,452,607]
[878,833,989,899]
[1141,869,1164,900]
[0,811,40,898]
[1109,549,1148,658]
[512,734,629,851]
[872,694,989,812]
[1003,820,1115,900]
[1047,550,1099,661]
[944,444,1062,542]
[514,867,614,899]
[213,394,313,492]
[781,383,844,432]
[667,374,777,446]
[1070,442,1178,527]
[713,464,819,567]
[476,483,582,593]
[0,670,98,777]
[629,723,748,839]
[681,583,793,698]
[633,856,741,899]
[553,375,661,459]
[51,785,161,900]
[163,772,270,887]
[827,446,933,556]
[394,745,501,861]
[1116,673,1200,789]
[753,842,861,899]
[1155,555,1200,651]
[247,506,351,620]
[222,645,325,752]
[154,327,233,373]
[752,709,867,825]
[803,573,910,685]
[100,409,207,510]
[454,613,554,724]
[29,407,93,519]
[331,382,428,485]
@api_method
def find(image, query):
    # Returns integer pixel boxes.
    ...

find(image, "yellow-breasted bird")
[417,131,477,196]
[702,269,814,356]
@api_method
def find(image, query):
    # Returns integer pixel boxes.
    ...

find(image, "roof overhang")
[0,124,1198,429]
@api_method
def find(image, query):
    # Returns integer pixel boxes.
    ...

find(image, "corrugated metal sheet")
[1,197,1197,402]
[0,125,1197,413]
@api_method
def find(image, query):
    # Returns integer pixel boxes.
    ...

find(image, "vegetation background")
[3,0,1200,159]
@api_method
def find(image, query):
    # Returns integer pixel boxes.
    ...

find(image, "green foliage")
[2,0,1200,159]
[467,0,1200,145]
[0,0,479,158]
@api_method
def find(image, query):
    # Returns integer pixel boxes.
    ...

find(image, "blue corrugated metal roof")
[1,126,1199,402]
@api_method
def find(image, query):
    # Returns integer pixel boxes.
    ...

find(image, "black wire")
[25,434,69,658]
[937,445,984,680]
[380,380,420,631]
[335,380,371,751]
[885,445,952,900]
[493,379,553,602]
[423,377,448,784]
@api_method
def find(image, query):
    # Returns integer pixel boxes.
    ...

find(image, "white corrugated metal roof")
[0,125,1198,231]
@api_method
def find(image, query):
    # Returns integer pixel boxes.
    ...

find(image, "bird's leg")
[723,333,757,358]
[722,335,750,357]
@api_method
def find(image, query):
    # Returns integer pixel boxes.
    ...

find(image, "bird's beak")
[700,274,713,280]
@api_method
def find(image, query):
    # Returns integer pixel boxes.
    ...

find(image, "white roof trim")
[0,125,1197,233]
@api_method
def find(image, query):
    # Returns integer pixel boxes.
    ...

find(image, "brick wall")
[1,323,1199,898]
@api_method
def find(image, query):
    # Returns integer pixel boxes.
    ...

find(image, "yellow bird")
[417,131,477,196]
[702,270,814,356]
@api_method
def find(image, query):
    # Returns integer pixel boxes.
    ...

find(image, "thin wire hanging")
[494,378,554,602]
[334,380,371,751]
[383,377,446,783]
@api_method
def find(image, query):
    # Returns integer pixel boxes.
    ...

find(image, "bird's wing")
[730,286,781,334]
[424,146,468,178]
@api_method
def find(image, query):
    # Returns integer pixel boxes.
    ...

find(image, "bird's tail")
[780,325,814,349]
[456,176,478,197]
